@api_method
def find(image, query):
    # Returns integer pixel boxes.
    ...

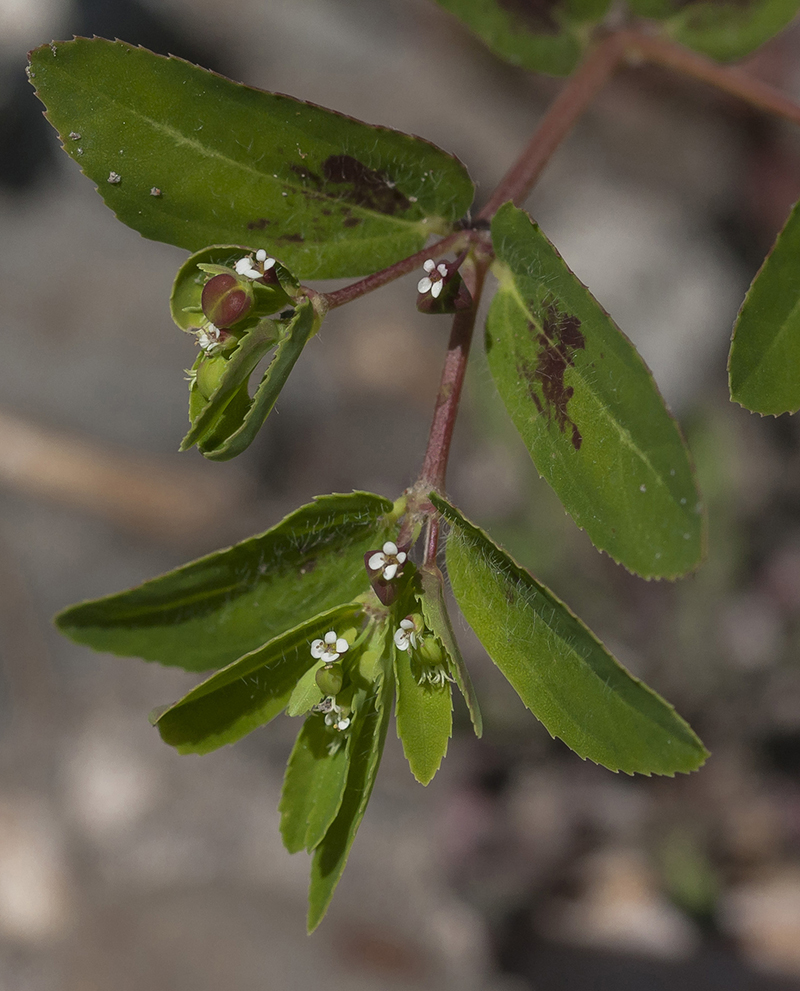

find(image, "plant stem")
[319,230,471,311]
[477,31,628,219]
[627,30,800,128]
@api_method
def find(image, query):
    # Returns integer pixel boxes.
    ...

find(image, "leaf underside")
[28,38,475,279]
[487,202,705,579]
[729,196,800,416]
[394,643,453,785]
[56,492,395,672]
[434,494,708,776]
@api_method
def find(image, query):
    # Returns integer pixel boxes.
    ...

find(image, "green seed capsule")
[196,355,228,400]
[315,662,344,696]
[418,636,445,665]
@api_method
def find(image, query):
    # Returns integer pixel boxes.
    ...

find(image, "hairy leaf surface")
[28,38,474,278]
[729,198,800,415]
[280,715,351,853]
[488,202,704,579]
[394,642,452,785]
[153,604,363,754]
[629,0,800,63]
[432,0,612,76]
[307,667,393,932]
[56,492,396,671]
[419,565,482,737]
[434,495,708,775]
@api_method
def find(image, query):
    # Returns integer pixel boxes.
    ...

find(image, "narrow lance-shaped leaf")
[198,301,318,461]
[280,715,351,854]
[394,637,453,786]
[307,661,394,932]
[729,197,800,416]
[419,565,482,737]
[431,0,612,77]
[628,0,800,64]
[28,38,475,279]
[433,494,708,776]
[56,491,397,672]
[153,603,363,755]
[487,202,704,579]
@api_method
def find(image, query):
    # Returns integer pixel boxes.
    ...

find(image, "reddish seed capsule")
[201,273,254,327]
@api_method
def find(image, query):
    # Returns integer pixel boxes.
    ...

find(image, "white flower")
[234,250,277,281]
[196,323,225,354]
[313,696,352,732]
[417,258,448,299]
[394,617,420,652]
[311,630,349,663]
[367,541,407,581]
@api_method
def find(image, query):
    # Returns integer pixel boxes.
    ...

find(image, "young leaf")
[488,202,704,579]
[628,0,800,63]
[56,491,396,671]
[431,0,612,76]
[28,38,474,279]
[279,715,351,854]
[181,316,281,451]
[286,661,326,718]
[307,666,393,932]
[153,603,363,755]
[729,198,800,416]
[433,494,709,776]
[418,565,482,737]
[198,301,318,461]
[394,642,453,785]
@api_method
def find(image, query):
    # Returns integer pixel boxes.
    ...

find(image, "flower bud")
[196,355,228,400]
[315,662,344,697]
[201,273,254,328]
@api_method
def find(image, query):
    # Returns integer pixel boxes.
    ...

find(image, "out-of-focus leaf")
[488,202,704,579]
[153,604,363,754]
[431,0,613,76]
[307,665,393,932]
[28,38,474,279]
[434,494,709,776]
[729,198,800,415]
[56,492,396,671]
[419,565,482,737]
[629,0,800,63]
[280,715,351,853]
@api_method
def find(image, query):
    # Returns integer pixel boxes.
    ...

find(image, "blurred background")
[3,0,800,987]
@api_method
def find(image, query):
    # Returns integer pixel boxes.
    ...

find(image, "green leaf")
[56,491,396,671]
[394,642,452,785]
[729,198,800,415]
[154,603,363,755]
[286,661,326,718]
[28,38,474,279]
[431,0,612,76]
[418,565,482,737]
[629,0,800,63]
[197,301,318,461]
[279,715,351,853]
[488,202,704,579]
[307,665,393,932]
[433,494,709,776]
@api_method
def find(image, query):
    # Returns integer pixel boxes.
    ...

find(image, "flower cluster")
[417,258,448,299]
[234,249,276,281]
[311,630,349,663]
[367,541,407,581]
[393,616,421,652]
[196,323,229,355]
[313,695,351,732]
